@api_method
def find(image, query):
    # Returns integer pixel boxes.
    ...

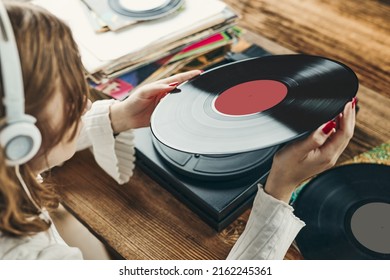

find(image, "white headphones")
[0,1,42,166]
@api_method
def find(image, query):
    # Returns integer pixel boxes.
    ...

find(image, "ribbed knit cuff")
[82,99,135,184]
[227,185,305,260]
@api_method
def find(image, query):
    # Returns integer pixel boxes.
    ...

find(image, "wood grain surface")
[52,0,390,259]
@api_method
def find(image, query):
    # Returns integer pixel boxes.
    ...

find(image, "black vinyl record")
[151,54,358,155]
[294,163,390,260]
[108,0,184,20]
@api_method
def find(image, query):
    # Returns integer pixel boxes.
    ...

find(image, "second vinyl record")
[151,54,358,154]
[294,163,390,259]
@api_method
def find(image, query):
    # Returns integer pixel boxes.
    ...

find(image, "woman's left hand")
[264,99,356,203]
[109,70,202,133]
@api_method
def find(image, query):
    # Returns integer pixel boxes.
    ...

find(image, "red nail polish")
[352,97,358,109]
[199,70,204,73]
[322,121,336,134]
[169,82,179,87]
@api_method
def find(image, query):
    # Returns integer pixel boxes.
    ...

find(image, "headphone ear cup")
[0,121,42,166]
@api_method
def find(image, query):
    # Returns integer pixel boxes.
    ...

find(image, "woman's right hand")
[264,98,356,203]
[109,70,202,133]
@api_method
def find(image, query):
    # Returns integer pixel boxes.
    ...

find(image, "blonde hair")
[0,2,88,236]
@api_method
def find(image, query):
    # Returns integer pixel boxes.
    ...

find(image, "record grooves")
[109,0,184,20]
[151,54,359,155]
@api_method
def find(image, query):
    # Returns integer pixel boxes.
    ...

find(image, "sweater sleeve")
[77,99,135,184]
[227,185,305,260]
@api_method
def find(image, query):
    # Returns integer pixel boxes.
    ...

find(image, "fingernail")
[199,70,204,73]
[169,82,179,87]
[352,97,358,109]
[322,121,336,134]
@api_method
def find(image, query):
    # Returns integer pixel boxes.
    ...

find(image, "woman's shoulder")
[0,230,83,260]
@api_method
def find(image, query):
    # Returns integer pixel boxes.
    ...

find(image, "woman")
[0,2,355,259]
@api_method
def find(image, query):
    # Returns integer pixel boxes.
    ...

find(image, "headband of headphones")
[0,1,42,166]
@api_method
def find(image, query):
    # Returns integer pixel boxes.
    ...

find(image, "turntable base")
[134,128,276,230]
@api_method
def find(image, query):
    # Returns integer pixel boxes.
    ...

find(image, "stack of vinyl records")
[34,0,238,86]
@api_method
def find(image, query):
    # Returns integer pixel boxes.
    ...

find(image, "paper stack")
[33,0,238,88]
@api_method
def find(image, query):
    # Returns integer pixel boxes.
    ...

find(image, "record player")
[134,45,278,231]
[134,45,358,231]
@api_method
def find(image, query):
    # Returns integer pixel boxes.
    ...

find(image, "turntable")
[134,45,358,231]
[134,45,278,231]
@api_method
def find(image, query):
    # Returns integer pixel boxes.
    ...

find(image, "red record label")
[213,80,288,116]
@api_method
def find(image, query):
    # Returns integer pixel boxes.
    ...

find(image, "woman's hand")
[109,70,202,133]
[264,98,356,203]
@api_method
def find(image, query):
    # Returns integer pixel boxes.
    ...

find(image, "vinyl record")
[294,163,390,260]
[151,54,358,154]
[108,0,184,20]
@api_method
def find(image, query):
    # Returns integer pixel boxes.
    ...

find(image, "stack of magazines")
[34,0,239,96]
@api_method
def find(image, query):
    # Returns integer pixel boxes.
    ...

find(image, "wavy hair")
[0,2,88,236]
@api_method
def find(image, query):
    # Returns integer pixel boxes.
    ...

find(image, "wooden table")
[51,0,390,259]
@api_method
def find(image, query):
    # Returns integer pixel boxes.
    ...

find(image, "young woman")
[0,2,355,259]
